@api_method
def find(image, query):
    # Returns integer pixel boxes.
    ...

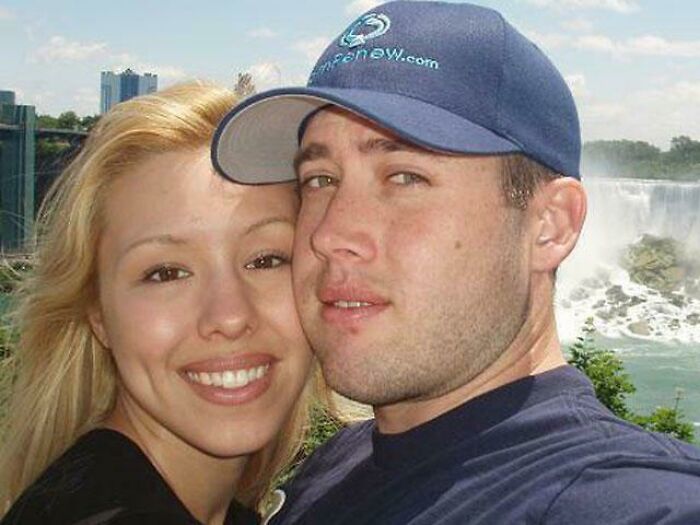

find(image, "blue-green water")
[588,335,700,429]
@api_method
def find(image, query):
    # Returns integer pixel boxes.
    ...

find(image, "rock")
[581,277,603,289]
[628,320,651,336]
[622,234,687,292]
[662,292,686,308]
[569,287,590,301]
[606,285,630,306]
[686,313,700,326]
[596,309,614,321]
[559,299,571,309]
[628,295,646,306]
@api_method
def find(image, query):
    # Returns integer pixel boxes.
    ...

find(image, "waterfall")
[556,178,700,343]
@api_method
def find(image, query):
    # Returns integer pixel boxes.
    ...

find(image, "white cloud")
[0,6,15,20]
[247,62,283,90]
[565,73,588,98]
[137,64,187,81]
[24,90,56,114]
[345,0,383,16]
[294,36,330,62]
[575,34,700,58]
[561,17,594,32]
[523,0,639,13]
[33,36,107,62]
[72,87,100,115]
[579,81,700,147]
[524,29,570,50]
[109,54,186,82]
[248,27,277,39]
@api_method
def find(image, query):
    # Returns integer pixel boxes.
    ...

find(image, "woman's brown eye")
[145,266,189,283]
[244,254,288,270]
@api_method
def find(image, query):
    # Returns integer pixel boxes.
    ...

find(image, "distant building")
[0,90,16,106]
[100,69,158,114]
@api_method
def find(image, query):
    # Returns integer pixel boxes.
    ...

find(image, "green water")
[594,335,700,428]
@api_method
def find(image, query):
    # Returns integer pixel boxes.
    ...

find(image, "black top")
[269,365,700,524]
[1,429,259,525]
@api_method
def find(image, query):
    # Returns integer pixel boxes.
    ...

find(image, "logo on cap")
[339,13,391,48]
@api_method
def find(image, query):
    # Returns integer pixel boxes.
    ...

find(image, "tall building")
[100,69,158,114]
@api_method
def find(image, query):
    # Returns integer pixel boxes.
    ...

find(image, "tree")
[666,135,700,166]
[36,114,59,129]
[234,72,256,99]
[80,115,100,131]
[568,320,695,443]
[56,111,80,130]
[568,322,635,419]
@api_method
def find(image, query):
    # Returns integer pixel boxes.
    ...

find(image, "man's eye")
[244,254,289,270]
[144,266,191,283]
[302,175,336,189]
[388,172,427,185]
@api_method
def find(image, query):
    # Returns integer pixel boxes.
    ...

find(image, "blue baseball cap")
[212,0,581,183]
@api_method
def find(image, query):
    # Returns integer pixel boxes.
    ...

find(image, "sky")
[1,0,699,149]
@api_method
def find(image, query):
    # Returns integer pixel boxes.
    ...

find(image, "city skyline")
[1,0,699,149]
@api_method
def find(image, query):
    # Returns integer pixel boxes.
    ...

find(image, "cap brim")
[212,86,523,185]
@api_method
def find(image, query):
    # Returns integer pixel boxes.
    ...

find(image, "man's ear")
[529,177,587,273]
[87,304,111,349]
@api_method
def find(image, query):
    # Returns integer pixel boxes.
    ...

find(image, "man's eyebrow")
[293,143,329,174]
[293,137,439,175]
[357,137,427,155]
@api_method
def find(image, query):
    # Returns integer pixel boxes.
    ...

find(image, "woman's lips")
[180,353,276,406]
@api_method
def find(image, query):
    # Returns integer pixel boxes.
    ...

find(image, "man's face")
[293,108,532,406]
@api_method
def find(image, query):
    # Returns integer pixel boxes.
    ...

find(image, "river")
[557,177,700,428]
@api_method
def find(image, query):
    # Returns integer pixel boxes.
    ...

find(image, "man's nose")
[309,184,379,265]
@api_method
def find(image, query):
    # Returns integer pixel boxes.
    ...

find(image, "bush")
[568,320,695,443]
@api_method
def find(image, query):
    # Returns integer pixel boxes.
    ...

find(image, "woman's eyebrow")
[244,216,294,235]
[121,234,188,258]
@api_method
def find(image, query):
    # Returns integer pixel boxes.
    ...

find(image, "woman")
[0,82,322,524]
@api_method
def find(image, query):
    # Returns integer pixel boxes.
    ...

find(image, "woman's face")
[91,147,312,458]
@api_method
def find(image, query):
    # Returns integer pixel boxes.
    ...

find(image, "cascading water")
[556,178,700,343]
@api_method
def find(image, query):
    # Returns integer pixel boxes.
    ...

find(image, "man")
[213,2,700,523]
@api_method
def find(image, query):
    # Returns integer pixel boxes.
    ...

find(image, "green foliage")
[583,136,700,181]
[302,405,345,459]
[56,111,80,130]
[568,323,635,419]
[234,72,256,99]
[632,406,695,443]
[276,405,345,487]
[37,112,99,131]
[568,320,695,443]
[36,114,59,129]
[80,115,100,131]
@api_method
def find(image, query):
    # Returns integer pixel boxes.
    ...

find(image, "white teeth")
[334,300,372,308]
[222,370,235,388]
[187,365,270,390]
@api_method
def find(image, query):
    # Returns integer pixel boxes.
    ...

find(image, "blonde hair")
[0,81,328,513]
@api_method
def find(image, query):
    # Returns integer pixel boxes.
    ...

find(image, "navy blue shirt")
[268,366,700,524]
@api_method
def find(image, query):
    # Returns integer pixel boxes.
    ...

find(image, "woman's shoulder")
[1,429,196,525]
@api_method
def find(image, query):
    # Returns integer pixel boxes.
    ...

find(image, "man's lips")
[317,285,390,325]
[317,285,389,306]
